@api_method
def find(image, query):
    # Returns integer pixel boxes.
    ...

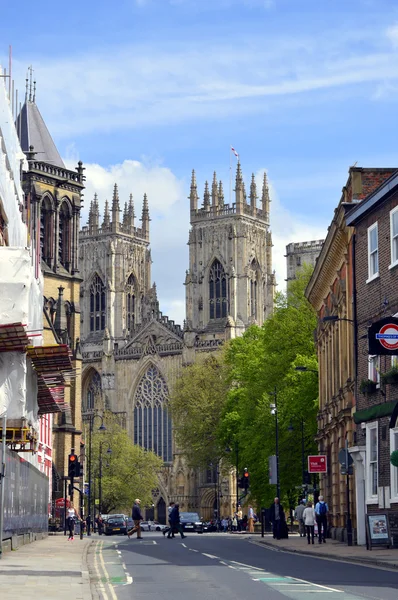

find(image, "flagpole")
[229,146,232,206]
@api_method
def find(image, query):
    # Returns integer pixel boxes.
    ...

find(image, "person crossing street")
[127,499,143,540]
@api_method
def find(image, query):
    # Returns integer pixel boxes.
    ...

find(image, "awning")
[0,322,29,352]
[353,401,397,425]
[27,344,73,373]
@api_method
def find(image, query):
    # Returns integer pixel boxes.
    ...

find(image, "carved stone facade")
[80,163,274,520]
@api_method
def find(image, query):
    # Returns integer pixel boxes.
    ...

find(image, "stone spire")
[102,199,110,229]
[218,180,224,208]
[262,171,270,224]
[88,198,95,231]
[111,183,121,232]
[189,169,199,212]
[250,173,257,211]
[203,180,210,210]
[211,171,219,208]
[235,161,244,213]
[242,181,247,202]
[141,193,150,240]
[123,201,129,229]
[93,193,99,230]
[128,193,135,231]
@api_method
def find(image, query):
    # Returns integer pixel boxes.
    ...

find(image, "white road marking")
[289,576,343,593]
[181,543,187,548]
[98,541,118,600]
[202,553,219,559]
[230,560,264,570]
[189,548,199,553]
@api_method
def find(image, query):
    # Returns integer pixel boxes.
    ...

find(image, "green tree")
[169,352,230,469]
[91,412,162,514]
[220,265,318,510]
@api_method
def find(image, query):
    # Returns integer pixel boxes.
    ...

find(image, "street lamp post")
[270,387,280,500]
[86,413,106,536]
[235,443,239,511]
[99,442,112,515]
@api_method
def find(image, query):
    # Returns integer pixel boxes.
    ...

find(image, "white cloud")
[9,25,398,137]
[72,158,327,324]
[386,23,398,48]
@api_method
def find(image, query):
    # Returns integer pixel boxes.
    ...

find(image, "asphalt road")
[107,532,398,600]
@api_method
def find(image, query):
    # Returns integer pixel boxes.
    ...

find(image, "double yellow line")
[93,540,118,600]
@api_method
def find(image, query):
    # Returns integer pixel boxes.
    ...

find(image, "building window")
[40,197,54,264]
[390,427,398,501]
[368,355,380,385]
[90,274,106,332]
[366,421,378,503]
[296,256,301,267]
[133,364,172,463]
[248,259,259,319]
[126,273,136,333]
[367,223,379,281]
[58,201,71,270]
[209,259,228,319]
[390,207,398,267]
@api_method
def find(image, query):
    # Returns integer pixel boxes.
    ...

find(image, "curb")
[251,538,398,571]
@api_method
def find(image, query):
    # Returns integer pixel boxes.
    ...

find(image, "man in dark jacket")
[128,499,143,539]
[269,497,286,540]
[162,502,175,537]
[167,503,186,539]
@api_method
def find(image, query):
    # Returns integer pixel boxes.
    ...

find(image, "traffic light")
[68,452,78,478]
[243,468,250,490]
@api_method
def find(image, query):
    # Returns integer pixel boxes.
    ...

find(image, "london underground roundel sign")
[376,323,398,351]
[368,317,398,356]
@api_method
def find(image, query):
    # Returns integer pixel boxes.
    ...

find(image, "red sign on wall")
[308,455,327,473]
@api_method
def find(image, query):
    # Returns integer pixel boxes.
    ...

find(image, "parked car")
[180,512,204,533]
[151,521,168,532]
[104,515,127,536]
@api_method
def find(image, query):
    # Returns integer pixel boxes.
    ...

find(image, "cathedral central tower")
[185,163,275,340]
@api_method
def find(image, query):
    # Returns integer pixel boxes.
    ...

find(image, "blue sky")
[2,0,398,322]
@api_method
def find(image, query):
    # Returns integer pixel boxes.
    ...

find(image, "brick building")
[346,170,398,547]
[306,167,395,544]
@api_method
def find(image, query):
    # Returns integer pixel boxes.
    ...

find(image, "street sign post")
[308,455,327,473]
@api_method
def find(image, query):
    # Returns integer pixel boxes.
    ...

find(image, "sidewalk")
[0,534,94,600]
[253,533,398,570]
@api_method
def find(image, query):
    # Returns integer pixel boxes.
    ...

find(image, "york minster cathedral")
[80,166,275,521]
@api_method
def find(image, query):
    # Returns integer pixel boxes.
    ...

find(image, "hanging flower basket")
[381,367,398,385]
[359,379,377,394]
[391,450,398,468]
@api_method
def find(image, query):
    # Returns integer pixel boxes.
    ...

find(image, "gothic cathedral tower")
[185,163,275,341]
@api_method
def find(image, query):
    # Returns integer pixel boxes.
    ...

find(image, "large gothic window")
[126,273,136,333]
[58,201,72,270]
[84,370,102,412]
[249,260,259,319]
[90,274,106,332]
[40,197,54,264]
[133,365,172,463]
[209,259,228,319]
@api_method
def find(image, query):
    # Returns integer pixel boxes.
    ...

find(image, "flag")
[231,146,239,158]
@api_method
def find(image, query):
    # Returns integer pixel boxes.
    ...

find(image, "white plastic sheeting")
[0,66,27,247]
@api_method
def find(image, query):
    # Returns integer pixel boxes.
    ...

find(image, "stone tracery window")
[40,197,54,264]
[209,259,228,319]
[85,370,102,412]
[58,201,72,270]
[126,273,136,333]
[90,274,106,332]
[133,364,172,463]
[248,259,260,319]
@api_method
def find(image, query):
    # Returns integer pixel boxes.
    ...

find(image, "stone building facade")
[286,240,324,283]
[346,170,398,547]
[79,166,275,520]
[305,167,395,544]
[16,85,85,505]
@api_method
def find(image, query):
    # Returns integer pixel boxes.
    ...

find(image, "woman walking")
[303,501,316,545]
[66,502,82,541]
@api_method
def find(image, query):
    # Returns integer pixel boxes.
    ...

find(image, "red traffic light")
[69,455,76,462]
[244,471,249,477]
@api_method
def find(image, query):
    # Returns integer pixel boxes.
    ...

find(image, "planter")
[381,368,398,385]
[359,379,377,394]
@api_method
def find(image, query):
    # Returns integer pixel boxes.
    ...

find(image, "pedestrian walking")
[221,517,228,533]
[168,503,186,539]
[269,497,286,540]
[237,505,243,531]
[66,503,81,541]
[248,505,255,533]
[127,499,143,540]
[303,501,316,544]
[162,501,175,537]
[232,515,238,531]
[294,500,306,537]
[315,495,328,543]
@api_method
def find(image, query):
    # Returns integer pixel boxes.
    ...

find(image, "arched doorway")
[157,498,166,524]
